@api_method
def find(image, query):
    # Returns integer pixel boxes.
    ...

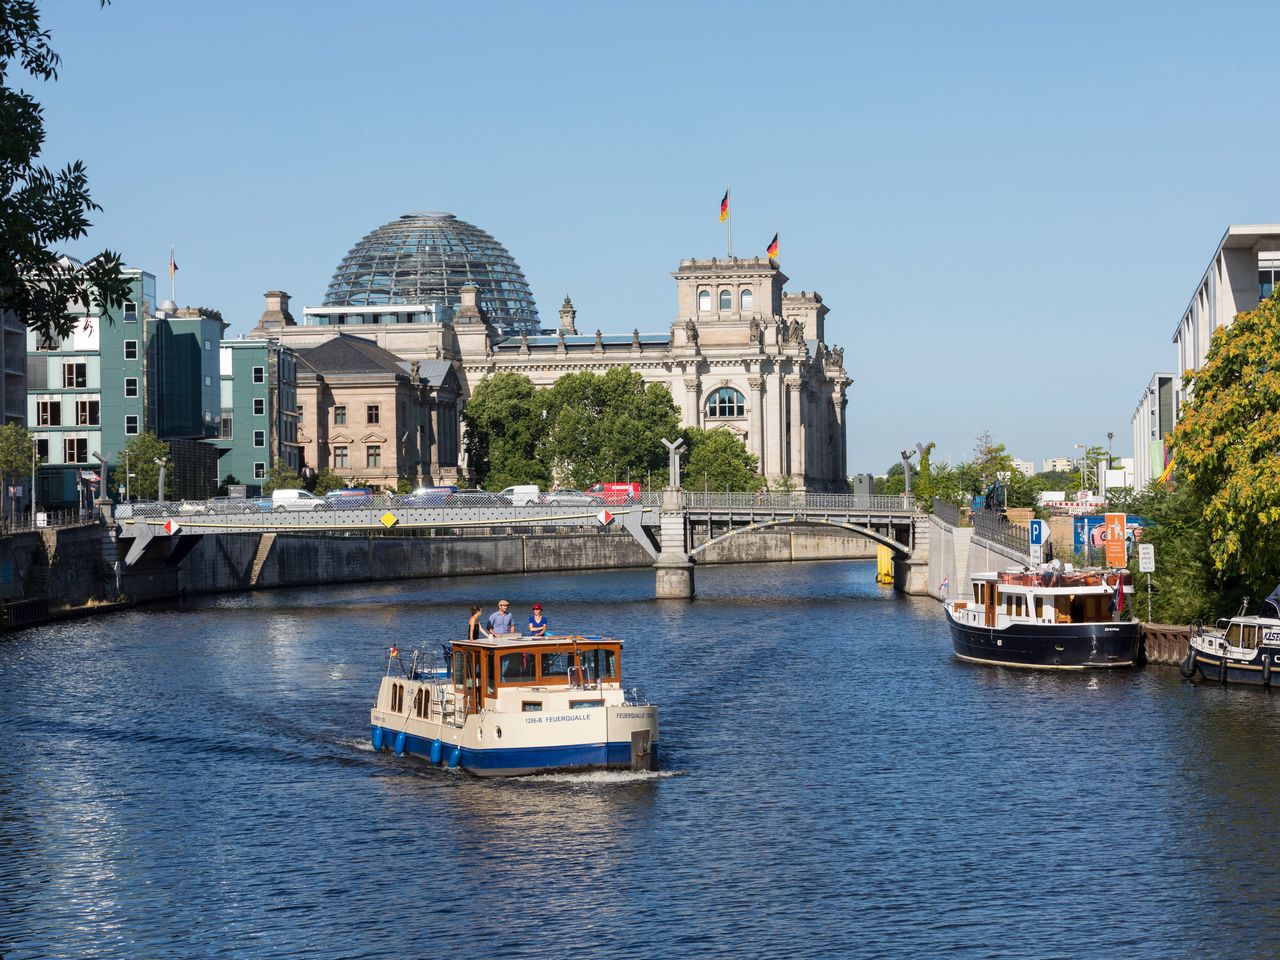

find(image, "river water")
[1,559,1278,959]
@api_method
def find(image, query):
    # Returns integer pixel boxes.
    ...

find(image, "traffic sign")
[1028,519,1046,546]
[162,518,180,536]
[597,509,614,526]
[1138,543,1155,573]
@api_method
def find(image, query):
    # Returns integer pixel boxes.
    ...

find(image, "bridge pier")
[893,514,931,595]
[654,489,694,599]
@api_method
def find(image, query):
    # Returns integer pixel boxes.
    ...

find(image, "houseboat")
[369,634,659,777]
[944,565,1140,669]
[1182,589,1280,686]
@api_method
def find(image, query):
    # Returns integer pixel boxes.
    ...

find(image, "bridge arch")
[687,516,911,560]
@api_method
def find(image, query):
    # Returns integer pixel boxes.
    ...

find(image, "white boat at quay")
[369,633,659,777]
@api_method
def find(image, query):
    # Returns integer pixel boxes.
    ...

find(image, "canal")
[1,559,1277,959]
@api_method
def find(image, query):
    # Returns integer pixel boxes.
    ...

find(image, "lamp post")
[29,436,37,527]
[900,447,917,502]
[155,457,169,503]
[1073,443,1086,492]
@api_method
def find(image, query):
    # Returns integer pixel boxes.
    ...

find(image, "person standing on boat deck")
[487,599,515,637]
[528,603,548,637]
[468,605,490,641]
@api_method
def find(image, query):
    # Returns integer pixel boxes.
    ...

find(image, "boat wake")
[524,769,683,785]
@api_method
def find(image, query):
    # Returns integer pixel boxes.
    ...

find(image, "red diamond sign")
[163,518,181,536]
[596,509,614,526]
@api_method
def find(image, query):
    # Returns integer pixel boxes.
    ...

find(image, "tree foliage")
[0,0,129,339]
[310,467,345,495]
[0,421,30,517]
[681,426,762,492]
[263,460,302,494]
[463,367,680,491]
[1172,289,1280,602]
[119,432,170,500]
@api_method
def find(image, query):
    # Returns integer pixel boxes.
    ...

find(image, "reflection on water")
[3,560,1280,958]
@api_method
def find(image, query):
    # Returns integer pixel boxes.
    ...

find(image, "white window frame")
[252,366,265,384]
[253,429,266,448]
[253,462,266,480]
[124,340,138,360]
[124,377,138,398]
[125,415,139,435]
[253,397,265,416]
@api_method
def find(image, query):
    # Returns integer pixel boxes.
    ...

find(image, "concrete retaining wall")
[927,514,1030,602]
[695,527,877,564]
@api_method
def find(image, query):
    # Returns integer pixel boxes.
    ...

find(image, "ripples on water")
[2,560,1279,958]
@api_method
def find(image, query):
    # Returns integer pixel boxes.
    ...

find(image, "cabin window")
[1034,598,1045,620]
[570,700,605,710]
[522,701,542,712]
[973,583,982,604]
[499,652,538,684]
[413,687,427,718]
[487,653,497,696]
[1240,625,1258,650]
[390,683,404,713]
[1055,597,1072,623]
[540,651,574,680]
[578,647,618,682]
[1225,623,1243,647]
[1005,596,1013,617]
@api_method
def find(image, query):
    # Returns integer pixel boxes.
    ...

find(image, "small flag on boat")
[940,576,949,593]
[389,645,398,658]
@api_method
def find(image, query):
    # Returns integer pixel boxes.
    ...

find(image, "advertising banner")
[1105,512,1127,566]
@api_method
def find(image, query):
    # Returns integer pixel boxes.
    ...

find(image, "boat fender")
[394,731,407,756]
[371,727,384,751]
[1179,651,1198,680]
[447,745,461,768]
[1265,656,1273,689]
[430,739,443,765]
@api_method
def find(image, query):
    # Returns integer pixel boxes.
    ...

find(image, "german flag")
[766,233,779,261]
[720,189,729,223]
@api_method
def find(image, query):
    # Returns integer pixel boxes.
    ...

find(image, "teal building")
[213,339,299,494]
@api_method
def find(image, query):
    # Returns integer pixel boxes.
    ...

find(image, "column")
[767,371,787,479]
[787,376,805,486]
[748,376,764,471]
[683,377,701,428]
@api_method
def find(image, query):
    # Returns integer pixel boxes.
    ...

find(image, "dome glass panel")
[324,212,540,335]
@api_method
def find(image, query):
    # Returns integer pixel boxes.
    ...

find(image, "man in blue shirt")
[487,599,515,637]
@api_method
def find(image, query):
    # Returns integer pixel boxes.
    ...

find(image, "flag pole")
[169,244,175,301]
[726,186,733,259]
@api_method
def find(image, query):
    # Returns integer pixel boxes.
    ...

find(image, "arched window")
[719,289,732,310]
[740,289,753,312]
[705,387,746,419]
[698,290,711,312]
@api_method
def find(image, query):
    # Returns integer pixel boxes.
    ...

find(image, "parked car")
[444,489,511,507]
[325,487,374,509]
[176,500,209,515]
[398,485,457,507]
[271,489,328,512]
[206,496,260,514]
[498,484,542,505]
[544,488,603,505]
[586,482,641,504]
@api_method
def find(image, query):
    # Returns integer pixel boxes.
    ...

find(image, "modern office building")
[28,260,223,506]
[1171,224,1280,416]
[1010,459,1035,478]
[1130,373,1175,490]
[1042,457,1075,473]
[1,309,25,427]
[213,338,299,494]
[251,212,852,491]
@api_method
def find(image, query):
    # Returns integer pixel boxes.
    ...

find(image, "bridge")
[110,491,928,598]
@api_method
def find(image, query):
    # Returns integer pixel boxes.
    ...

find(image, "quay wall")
[927,513,1028,602]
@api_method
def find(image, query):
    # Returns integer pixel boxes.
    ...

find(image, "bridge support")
[654,489,694,599]
[893,514,931,595]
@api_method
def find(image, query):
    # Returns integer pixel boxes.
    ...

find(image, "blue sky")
[34,0,1280,473]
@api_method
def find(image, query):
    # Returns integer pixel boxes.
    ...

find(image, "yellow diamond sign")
[380,511,399,528]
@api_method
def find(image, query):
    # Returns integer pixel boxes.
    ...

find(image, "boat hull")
[946,608,1142,669]
[369,726,657,777]
[1188,648,1280,686]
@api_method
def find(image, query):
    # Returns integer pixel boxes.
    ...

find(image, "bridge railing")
[685,492,915,512]
[932,498,963,526]
[971,510,1031,555]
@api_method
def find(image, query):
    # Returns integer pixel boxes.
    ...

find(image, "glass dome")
[323,212,540,335]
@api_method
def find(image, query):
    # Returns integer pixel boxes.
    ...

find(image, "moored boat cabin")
[957,570,1131,628]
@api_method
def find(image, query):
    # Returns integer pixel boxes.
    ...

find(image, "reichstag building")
[253,211,850,491]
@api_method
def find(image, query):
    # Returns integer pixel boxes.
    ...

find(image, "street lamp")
[155,457,169,503]
[1073,443,1087,491]
[29,436,37,527]
[900,447,917,500]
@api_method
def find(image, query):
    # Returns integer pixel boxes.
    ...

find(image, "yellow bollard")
[875,544,894,584]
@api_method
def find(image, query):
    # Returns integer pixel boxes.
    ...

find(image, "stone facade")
[252,256,850,491]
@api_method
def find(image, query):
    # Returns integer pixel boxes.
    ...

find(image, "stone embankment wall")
[927,513,1029,602]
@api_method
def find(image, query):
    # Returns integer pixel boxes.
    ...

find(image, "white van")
[271,489,327,512]
[498,484,541,506]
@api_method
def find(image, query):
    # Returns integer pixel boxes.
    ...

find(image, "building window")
[719,289,732,310]
[125,377,138,398]
[204,375,212,387]
[35,438,48,461]
[366,444,381,468]
[253,430,265,447]
[124,340,138,360]
[123,302,137,322]
[36,333,61,351]
[705,386,746,419]
[219,415,233,439]
[333,405,347,425]
[36,399,61,426]
[254,462,266,480]
[62,362,86,388]
[698,290,711,312]
[741,289,753,311]
[333,445,349,468]
[63,437,87,463]
[1262,268,1279,301]
[366,404,380,425]
[75,399,99,426]
[252,366,265,384]
[253,397,265,416]
[125,416,138,435]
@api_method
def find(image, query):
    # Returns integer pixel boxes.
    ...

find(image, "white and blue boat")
[369,634,659,777]
[1182,587,1280,686]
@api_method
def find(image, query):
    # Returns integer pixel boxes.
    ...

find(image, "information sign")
[1138,543,1155,573]
[1104,512,1127,567]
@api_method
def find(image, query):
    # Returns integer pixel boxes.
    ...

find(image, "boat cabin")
[955,570,1130,628]
[448,635,623,715]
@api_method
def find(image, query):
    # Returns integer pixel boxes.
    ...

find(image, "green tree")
[543,367,678,489]
[0,422,31,519]
[311,467,344,495]
[462,372,548,490]
[263,460,302,494]
[1173,289,1280,603]
[681,426,762,492]
[120,432,170,500]
[0,1,130,340]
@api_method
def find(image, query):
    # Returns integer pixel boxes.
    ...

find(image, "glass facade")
[323,212,540,336]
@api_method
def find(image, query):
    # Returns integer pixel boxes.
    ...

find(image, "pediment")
[330,432,354,444]
[361,432,388,444]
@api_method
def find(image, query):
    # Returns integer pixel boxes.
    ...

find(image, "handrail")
[971,510,1031,555]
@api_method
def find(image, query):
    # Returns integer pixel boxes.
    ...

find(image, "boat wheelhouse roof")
[452,633,623,651]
